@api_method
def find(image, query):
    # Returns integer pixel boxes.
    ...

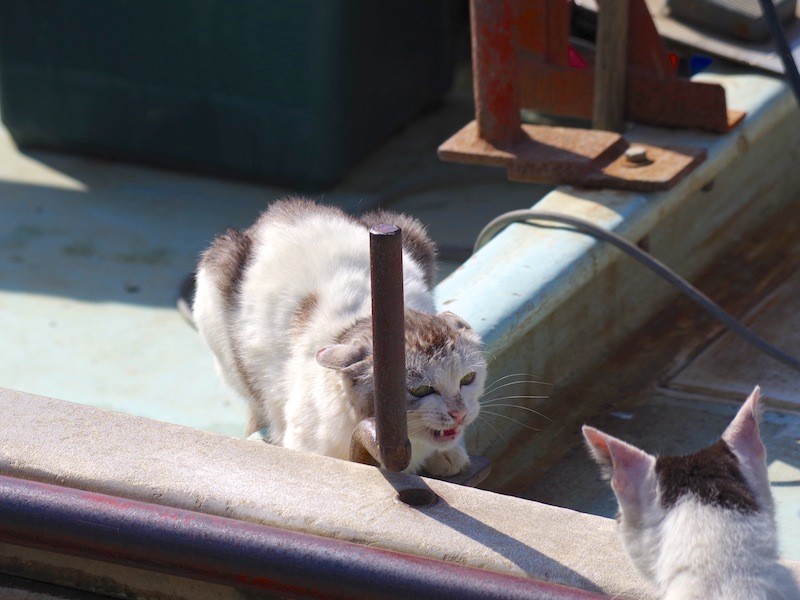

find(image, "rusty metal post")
[470,0,524,145]
[593,0,630,132]
[368,224,411,472]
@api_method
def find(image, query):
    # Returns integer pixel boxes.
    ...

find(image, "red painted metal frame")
[440,0,744,191]
[0,475,614,599]
[474,0,742,138]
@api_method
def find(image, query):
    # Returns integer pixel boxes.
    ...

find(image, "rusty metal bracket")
[440,121,707,191]
[439,0,744,191]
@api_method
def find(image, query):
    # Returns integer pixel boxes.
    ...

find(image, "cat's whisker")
[477,403,552,421]
[480,410,541,433]
[480,380,552,396]
[482,373,552,395]
[479,394,549,405]
[477,350,498,362]
[475,416,510,447]
[406,414,439,433]
[479,394,549,404]
[483,373,535,390]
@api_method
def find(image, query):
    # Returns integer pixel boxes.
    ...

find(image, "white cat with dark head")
[193,198,486,476]
[583,387,800,599]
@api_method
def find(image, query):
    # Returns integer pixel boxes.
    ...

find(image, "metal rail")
[0,475,612,600]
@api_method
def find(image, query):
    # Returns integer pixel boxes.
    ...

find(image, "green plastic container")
[0,1,455,188]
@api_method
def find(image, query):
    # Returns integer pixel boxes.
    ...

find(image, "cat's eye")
[409,384,435,398]
[460,372,476,386]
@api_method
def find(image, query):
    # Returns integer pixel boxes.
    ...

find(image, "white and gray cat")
[584,387,800,599]
[193,198,486,476]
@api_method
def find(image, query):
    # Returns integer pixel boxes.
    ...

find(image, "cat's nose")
[449,409,466,425]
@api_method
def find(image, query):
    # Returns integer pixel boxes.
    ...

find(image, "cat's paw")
[424,446,470,477]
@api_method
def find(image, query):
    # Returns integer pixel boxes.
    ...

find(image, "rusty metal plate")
[438,120,706,191]
[439,120,625,178]
[585,143,707,190]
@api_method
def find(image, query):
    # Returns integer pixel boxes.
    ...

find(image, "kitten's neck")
[656,501,781,600]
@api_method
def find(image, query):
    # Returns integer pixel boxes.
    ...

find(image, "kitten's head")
[582,386,771,583]
[316,309,486,457]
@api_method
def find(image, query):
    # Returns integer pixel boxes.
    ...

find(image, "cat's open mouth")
[430,426,461,443]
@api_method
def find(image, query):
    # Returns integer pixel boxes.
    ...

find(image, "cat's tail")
[177,271,196,329]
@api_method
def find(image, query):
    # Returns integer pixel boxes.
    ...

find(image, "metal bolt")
[624,145,651,164]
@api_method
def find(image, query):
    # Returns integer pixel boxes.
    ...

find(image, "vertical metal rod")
[593,0,630,132]
[470,0,524,145]
[369,225,411,472]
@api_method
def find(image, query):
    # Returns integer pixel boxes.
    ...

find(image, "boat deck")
[1,60,798,584]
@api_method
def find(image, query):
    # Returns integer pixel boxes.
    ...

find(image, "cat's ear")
[438,311,472,331]
[582,425,615,473]
[583,426,656,507]
[722,386,766,463]
[316,343,370,372]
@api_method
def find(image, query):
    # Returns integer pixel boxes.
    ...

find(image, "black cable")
[757,0,800,108]
[474,210,800,372]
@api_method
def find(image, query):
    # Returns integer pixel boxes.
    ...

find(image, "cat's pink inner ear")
[584,427,655,505]
[605,437,655,505]
[582,426,614,468]
[722,386,766,462]
[315,347,335,368]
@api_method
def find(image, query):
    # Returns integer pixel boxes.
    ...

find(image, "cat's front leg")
[423,444,470,477]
